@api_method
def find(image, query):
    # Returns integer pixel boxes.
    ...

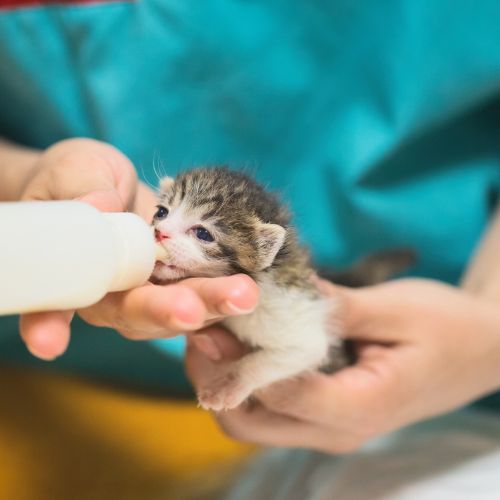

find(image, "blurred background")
[1,1,500,498]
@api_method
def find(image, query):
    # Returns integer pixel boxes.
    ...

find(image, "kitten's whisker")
[138,162,158,192]
[152,150,168,182]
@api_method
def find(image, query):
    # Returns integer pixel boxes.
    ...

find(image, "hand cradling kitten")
[151,167,414,411]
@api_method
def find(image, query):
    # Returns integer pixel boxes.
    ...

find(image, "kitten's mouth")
[152,261,188,282]
[155,261,182,271]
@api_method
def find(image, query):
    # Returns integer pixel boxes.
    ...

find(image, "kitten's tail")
[318,248,417,288]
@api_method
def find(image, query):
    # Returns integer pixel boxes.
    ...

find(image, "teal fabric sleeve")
[1,1,499,389]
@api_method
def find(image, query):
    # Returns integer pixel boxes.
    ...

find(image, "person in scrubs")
[2,1,500,498]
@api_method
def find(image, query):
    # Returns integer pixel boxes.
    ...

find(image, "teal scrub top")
[0,1,500,393]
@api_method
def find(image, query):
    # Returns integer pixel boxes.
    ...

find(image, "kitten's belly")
[223,282,339,358]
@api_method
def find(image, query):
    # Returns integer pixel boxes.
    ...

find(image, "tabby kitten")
[151,167,338,411]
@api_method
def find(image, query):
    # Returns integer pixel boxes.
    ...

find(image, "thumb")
[317,278,404,342]
[185,326,250,388]
[75,160,138,212]
[19,311,74,360]
[76,189,126,213]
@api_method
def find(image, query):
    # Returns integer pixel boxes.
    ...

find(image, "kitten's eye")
[193,226,214,242]
[154,205,169,220]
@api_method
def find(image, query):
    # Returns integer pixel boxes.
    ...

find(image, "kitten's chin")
[150,261,189,283]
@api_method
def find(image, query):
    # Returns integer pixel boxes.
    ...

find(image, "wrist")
[0,138,41,201]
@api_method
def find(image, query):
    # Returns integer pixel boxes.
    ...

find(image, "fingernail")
[190,334,222,361]
[224,301,255,315]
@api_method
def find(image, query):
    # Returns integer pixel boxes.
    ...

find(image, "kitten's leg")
[198,340,331,412]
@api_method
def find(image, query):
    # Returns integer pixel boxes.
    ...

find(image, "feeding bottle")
[0,201,166,316]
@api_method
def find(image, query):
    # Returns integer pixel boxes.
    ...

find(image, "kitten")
[151,167,414,412]
[150,167,338,412]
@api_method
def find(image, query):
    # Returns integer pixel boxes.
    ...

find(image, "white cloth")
[227,409,500,500]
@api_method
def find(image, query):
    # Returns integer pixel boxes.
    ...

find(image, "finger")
[214,403,326,449]
[255,374,336,423]
[255,343,392,423]
[77,156,137,213]
[77,189,127,213]
[79,283,206,339]
[217,398,376,453]
[19,311,74,360]
[185,327,248,385]
[106,151,138,210]
[186,330,226,387]
[193,326,251,359]
[257,351,396,433]
[182,274,259,320]
[23,168,125,213]
[23,139,137,212]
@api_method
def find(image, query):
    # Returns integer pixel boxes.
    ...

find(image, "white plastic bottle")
[0,200,166,316]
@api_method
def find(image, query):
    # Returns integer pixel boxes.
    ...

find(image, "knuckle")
[164,285,198,313]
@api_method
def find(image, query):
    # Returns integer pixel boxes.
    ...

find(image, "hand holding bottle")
[186,279,500,452]
[0,138,258,360]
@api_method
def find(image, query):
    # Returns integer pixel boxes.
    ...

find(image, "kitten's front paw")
[198,372,251,412]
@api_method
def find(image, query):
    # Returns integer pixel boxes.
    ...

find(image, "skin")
[186,216,500,453]
[4,136,500,452]
[0,138,259,360]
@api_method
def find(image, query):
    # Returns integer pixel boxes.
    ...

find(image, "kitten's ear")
[159,176,175,192]
[256,223,286,271]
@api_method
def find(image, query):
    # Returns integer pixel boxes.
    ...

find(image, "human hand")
[186,278,500,453]
[18,138,260,359]
[20,137,140,214]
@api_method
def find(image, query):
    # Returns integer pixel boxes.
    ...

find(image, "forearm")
[0,138,41,201]
[461,205,500,301]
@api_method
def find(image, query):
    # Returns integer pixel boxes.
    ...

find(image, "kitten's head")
[151,167,289,282]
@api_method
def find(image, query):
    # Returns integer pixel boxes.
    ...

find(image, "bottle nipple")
[155,244,169,261]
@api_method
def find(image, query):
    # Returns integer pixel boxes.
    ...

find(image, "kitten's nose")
[154,229,170,241]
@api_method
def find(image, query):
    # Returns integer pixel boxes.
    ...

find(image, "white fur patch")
[198,275,340,411]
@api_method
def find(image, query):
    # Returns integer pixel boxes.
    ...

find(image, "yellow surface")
[0,366,255,500]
